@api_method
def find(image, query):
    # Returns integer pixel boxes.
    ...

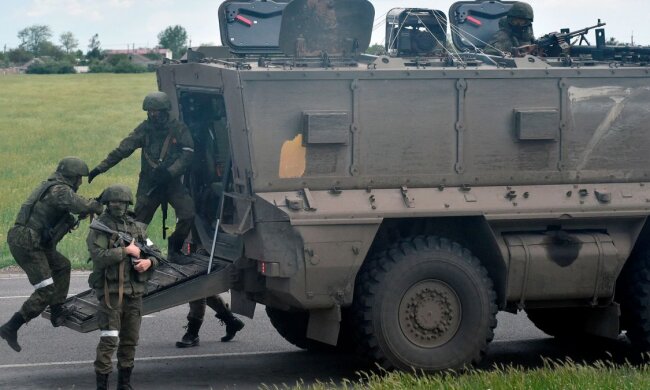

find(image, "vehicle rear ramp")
[43,244,239,333]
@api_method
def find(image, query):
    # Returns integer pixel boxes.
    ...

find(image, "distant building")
[105,48,172,59]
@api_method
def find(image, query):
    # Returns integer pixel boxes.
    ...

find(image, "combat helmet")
[142,91,172,111]
[56,156,90,177]
[100,184,134,205]
[508,2,534,22]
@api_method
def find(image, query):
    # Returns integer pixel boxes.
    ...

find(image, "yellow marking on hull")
[279,134,306,178]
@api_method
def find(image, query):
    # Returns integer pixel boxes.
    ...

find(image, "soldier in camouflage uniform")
[0,157,103,353]
[486,2,535,55]
[88,92,195,260]
[88,184,159,390]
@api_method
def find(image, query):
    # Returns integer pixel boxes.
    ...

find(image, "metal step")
[43,254,233,333]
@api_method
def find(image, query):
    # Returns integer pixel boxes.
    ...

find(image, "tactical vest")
[141,120,184,171]
[15,180,70,232]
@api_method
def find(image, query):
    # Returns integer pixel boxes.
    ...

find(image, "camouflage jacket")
[94,118,194,189]
[486,17,535,55]
[87,212,159,297]
[12,172,101,247]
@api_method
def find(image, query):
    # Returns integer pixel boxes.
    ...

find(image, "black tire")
[617,247,650,350]
[265,307,310,349]
[351,235,498,372]
[265,307,356,352]
[525,308,590,338]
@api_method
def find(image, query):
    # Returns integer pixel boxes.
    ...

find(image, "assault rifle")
[89,219,166,265]
[515,20,606,57]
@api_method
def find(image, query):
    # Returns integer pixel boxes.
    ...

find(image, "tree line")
[0,24,189,74]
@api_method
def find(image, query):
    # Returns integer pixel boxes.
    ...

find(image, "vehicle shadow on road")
[481,336,647,370]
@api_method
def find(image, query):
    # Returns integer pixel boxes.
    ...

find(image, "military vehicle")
[54,0,650,372]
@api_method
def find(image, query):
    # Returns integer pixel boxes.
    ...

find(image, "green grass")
[0,73,176,269]
[275,359,650,390]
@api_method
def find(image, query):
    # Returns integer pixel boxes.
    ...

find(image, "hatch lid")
[218,0,291,55]
[449,1,520,52]
[278,0,375,57]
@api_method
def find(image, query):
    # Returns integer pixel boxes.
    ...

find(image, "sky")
[0,0,649,53]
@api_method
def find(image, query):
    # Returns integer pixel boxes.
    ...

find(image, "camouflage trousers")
[134,181,195,254]
[95,293,143,374]
[7,226,71,322]
[187,295,230,323]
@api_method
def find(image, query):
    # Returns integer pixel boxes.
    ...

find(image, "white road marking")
[0,350,289,369]
[0,292,87,300]
[0,273,89,280]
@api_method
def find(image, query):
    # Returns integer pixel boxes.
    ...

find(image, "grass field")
[0,73,174,269]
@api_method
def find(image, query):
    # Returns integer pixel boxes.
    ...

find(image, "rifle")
[89,219,166,265]
[515,20,606,57]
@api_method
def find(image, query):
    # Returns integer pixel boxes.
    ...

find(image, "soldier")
[176,296,245,347]
[486,2,535,55]
[88,92,195,261]
[88,184,159,390]
[0,157,103,352]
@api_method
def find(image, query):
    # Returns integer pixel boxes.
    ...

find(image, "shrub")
[89,60,149,74]
[26,61,76,74]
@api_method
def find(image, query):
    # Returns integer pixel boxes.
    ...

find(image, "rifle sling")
[104,254,125,310]
[144,130,174,169]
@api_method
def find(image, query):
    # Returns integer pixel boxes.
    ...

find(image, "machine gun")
[89,219,166,265]
[515,20,606,57]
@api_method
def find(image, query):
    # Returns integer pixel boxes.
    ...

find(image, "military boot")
[167,239,193,265]
[95,372,109,390]
[216,313,245,342]
[117,367,133,390]
[175,318,202,348]
[50,304,73,327]
[0,312,25,352]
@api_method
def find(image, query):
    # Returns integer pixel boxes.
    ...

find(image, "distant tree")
[38,41,65,60]
[7,48,34,64]
[17,25,53,56]
[366,44,386,56]
[87,33,103,60]
[158,25,188,59]
[60,31,79,54]
[607,37,621,46]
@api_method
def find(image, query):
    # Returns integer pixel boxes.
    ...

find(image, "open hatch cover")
[449,1,518,52]
[219,0,292,55]
[279,0,374,57]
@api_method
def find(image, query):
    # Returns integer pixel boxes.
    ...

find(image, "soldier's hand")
[134,258,152,273]
[88,168,101,184]
[125,240,141,258]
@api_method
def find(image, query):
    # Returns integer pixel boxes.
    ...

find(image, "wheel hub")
[398,280,461,348]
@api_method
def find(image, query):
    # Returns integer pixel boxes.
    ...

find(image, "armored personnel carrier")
[57,0,650,372]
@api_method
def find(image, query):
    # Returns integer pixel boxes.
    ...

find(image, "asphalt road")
[0,272,639,390]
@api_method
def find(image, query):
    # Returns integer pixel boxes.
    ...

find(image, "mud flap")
[43,254,234,333]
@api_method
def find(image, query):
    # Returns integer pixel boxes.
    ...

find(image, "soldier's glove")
[88,168,101,184]
[89,200,103,215]
[151,167,172,187]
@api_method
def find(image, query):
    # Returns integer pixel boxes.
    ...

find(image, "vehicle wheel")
[617,247,650,350]
[351,235,497,372]
[526,308,589,338]
[265,307,310,349]
[265,307,355,352]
